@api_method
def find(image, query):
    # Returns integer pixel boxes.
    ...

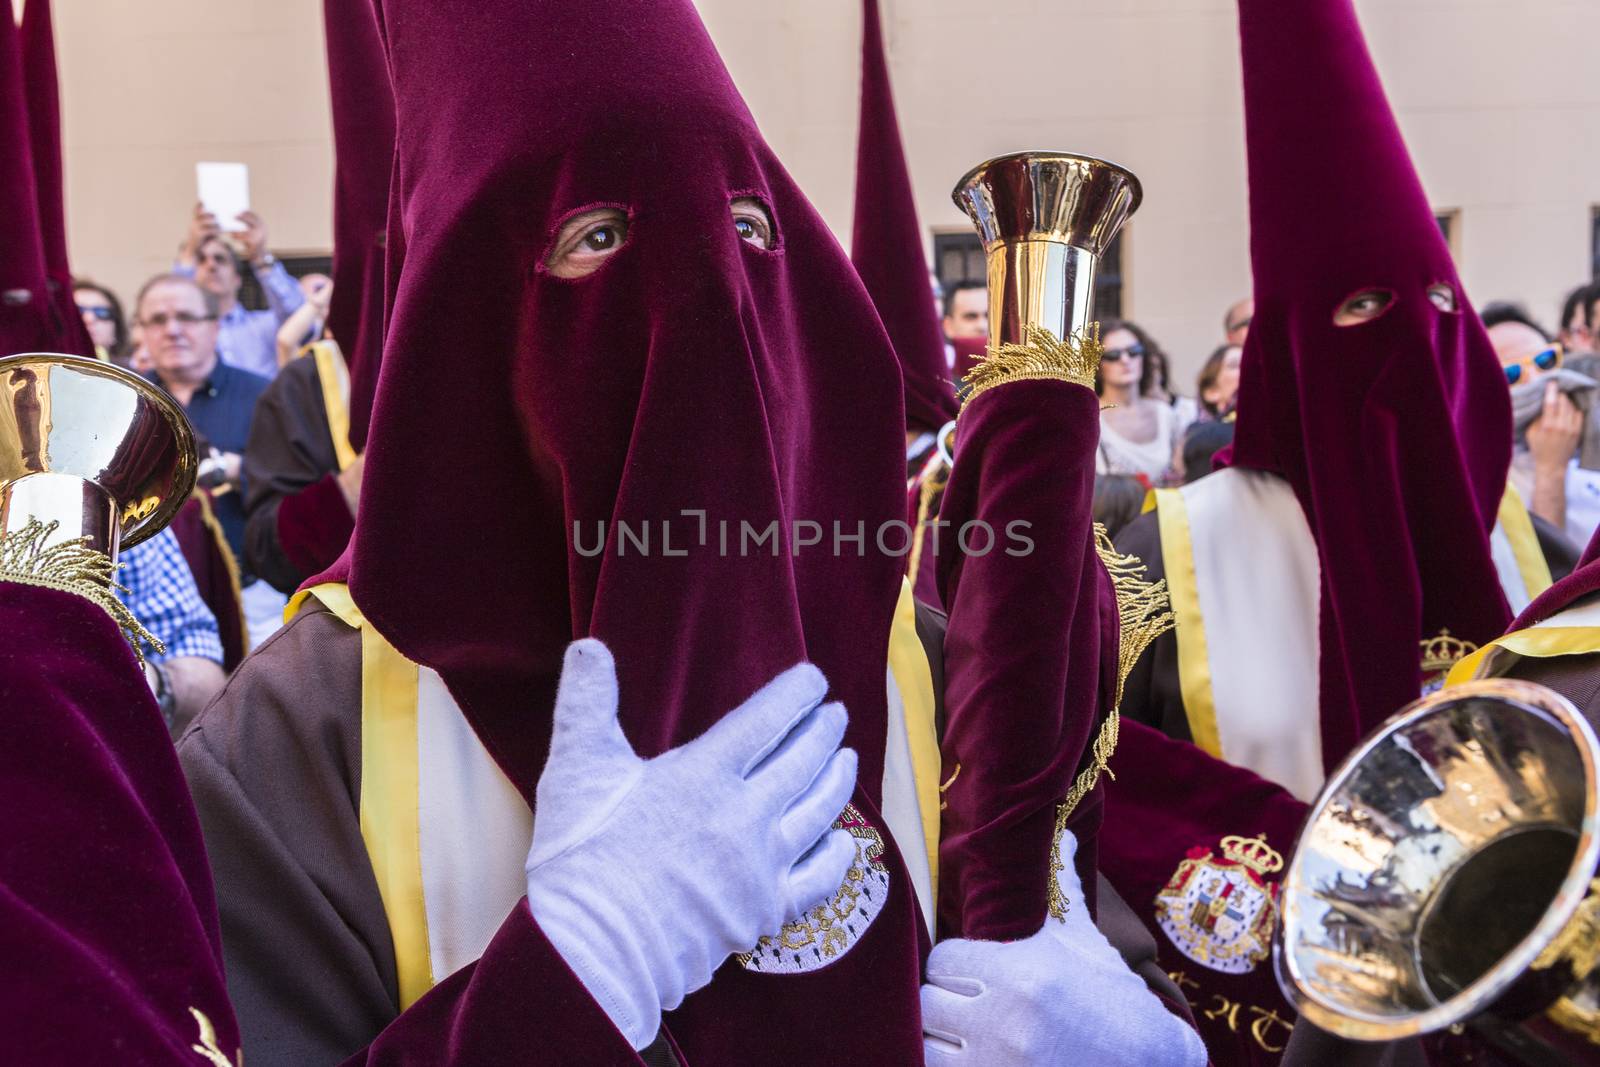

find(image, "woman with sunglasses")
[1095,318,1182,483]
[73,278,128,364]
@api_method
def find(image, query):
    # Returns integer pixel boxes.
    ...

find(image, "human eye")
[545,208,631,279]
[1426,283,1459,313]
[1332,288,1396,327]
[730,197,775,250]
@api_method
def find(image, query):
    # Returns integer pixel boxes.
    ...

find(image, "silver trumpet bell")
[1277,679,1600,1064]
[0,353,196,559]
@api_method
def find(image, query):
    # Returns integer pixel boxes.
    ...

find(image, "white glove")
[921,830,1207,1067]
[525,639,860,1050]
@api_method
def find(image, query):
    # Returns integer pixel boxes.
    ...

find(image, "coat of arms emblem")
[1154,833,1283,974]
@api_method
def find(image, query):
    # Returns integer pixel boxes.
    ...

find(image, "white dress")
[1096,401,1179,479]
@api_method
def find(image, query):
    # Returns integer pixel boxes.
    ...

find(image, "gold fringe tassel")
[1047,524,1176,920]
[960,323,1103,410]
[0,518,163,662]
[906,461,949,585]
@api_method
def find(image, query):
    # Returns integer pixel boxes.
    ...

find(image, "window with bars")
[931,230,1125,320]
[237,252,334,310]
[1434,210,1460,258]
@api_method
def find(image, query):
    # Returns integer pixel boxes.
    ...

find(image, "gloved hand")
[526,639,860,1050]
[921,830,1207,1067]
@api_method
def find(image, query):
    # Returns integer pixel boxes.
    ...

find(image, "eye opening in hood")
[1427,282,1460,314]
[1333,287,1397,328]
[729,193,780,253]
[541,203,634,280]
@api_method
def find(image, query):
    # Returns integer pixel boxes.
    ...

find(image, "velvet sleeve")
[935,379,1118,940]
[242,356,351,594]
[177,602,651,1067]
[0,582,239,1064]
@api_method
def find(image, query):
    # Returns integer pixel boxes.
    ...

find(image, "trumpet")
[951,151,1140,364]
[0,353,196,559]
[1276,679,1600,1065]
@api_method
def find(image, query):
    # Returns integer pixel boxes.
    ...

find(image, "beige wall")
[56,0,333,306]
[55,0,1600,383]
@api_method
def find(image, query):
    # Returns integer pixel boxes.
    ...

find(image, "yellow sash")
[288,578,940,1009]
[1160,483,1552,753]
[306,340,357,472]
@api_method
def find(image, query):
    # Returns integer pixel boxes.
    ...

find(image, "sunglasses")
[1505,343,1562,385]
[78,305,114,321]
[1102,344,1146,363]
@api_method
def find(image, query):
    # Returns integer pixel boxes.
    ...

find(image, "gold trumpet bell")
[1277,679,1600,1058]
[0,354,196,559]
[952,152,1141,357]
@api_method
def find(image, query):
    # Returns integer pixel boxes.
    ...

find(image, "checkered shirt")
[116,528,224,665]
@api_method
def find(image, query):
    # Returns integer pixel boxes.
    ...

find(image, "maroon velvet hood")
[19,0,90,357]
[852,0,956,433]
[339,3,924,1052]
[322,0,393,450]
[1226,0,1512,764]
[0,8,53,356]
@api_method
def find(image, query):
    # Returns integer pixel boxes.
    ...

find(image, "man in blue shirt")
[118,527,225,736]
[175,203,306,379]
[136,273,271,578]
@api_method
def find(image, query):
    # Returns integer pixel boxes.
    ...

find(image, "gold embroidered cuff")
[960,323,1104,412]
[0,518,163,662]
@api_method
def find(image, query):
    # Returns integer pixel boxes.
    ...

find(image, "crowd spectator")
[175,203,306,379]
[941,280,987,342]
[1488,306,1600,548]
[73,278,128,364]
[117,528,225,737]
[1196,343,1242,419]
[1095,318,1181,482]
[1091,474,1147,539]
[1180,419,1236,484]
[1223,296,1252,346]
[1558,283,1596,358]
[274,275,333,368]
[135,271,285,646]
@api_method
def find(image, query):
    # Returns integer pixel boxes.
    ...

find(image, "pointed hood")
[0,8,51,356]
[851,0,955,433]
[336,0,927,1051]
[321,0,393,449]
[1227,0,1512,762]
[18,0,90,357]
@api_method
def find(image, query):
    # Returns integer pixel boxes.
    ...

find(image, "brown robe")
[178,597,1190,1066]
[241,354,353,595]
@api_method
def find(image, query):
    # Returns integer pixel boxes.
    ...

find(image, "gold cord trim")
[960,323,1103,411]
[189,1006,240,1066]
[1047,525,1176,921]
[0,518,162,662]
[907,461,950,585]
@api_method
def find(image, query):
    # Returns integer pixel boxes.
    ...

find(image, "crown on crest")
[1221,834,1284,877]
[1420,628,1478,676]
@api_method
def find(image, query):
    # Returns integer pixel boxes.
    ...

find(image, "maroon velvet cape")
[18,0,90,358]
[1512,524,1600,630]
[320,0,925,1059]
[0,9,54,356]
[937,378,1119,939]
[322,0,392,451]
[0,583,239,1063]
[170,492,249,671]
[851,0,957,436]
[1222,0,1512,770]
[1103,722,1307,1066]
